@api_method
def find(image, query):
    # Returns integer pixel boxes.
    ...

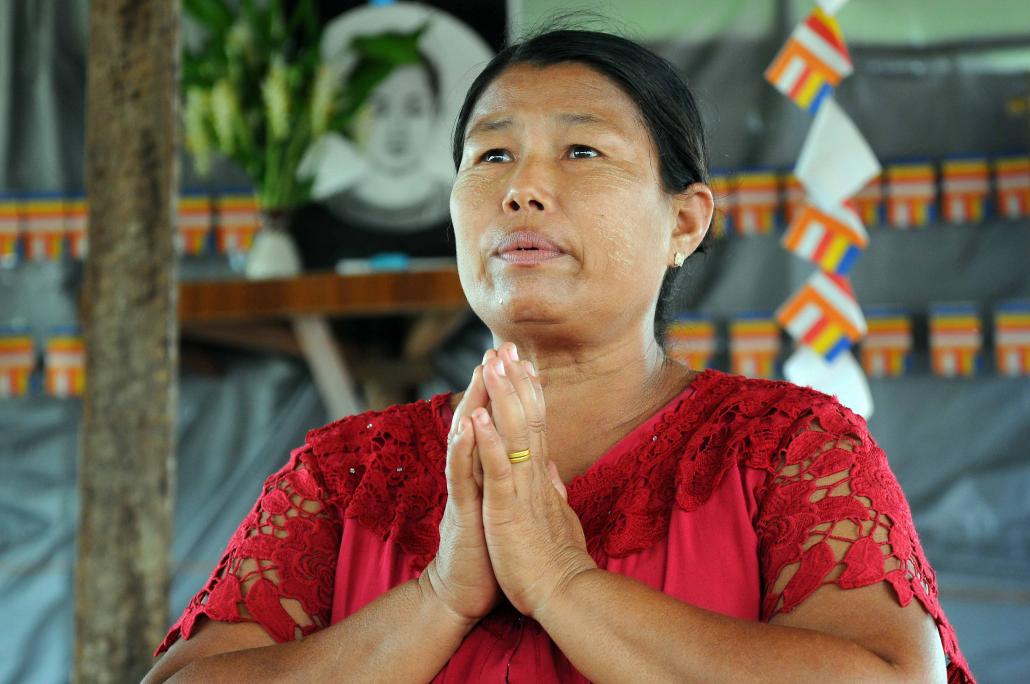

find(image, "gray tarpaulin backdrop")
[1,1,1028,682]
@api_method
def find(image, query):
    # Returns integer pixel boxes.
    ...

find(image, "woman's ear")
[669,182,714,264]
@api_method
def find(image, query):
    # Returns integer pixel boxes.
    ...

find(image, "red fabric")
[157,369,974,683]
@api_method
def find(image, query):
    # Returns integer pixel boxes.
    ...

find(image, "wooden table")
[179,268,467,322]
[178,268,469,414]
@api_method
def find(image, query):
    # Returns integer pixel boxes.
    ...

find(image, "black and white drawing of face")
[360,63,437,175]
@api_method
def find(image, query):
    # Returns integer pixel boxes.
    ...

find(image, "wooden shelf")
[178,268,468,323]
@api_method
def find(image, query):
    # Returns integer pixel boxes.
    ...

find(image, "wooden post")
[75,1,180,681]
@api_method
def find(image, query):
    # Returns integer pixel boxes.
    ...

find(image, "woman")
[146,29,973,683]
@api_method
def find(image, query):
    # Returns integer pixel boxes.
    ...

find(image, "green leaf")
[286,0,319,42]
[268,0,286,46]
[183,0,234,36]
[350,23,427,65]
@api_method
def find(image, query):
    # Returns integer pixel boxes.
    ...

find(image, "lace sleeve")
[755,398,973,681]
[155,444,342,656]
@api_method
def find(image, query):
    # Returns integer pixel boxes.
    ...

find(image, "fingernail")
[524,360,537,377]
[482,349,494,363]
[475,409,490,425]
[509,345,519,361]
[494,359,506,376]
[455,419,465,436]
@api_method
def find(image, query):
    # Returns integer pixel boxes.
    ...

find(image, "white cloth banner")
[784,345,873,418]
[795,97,881,207]
[817,0,851,15]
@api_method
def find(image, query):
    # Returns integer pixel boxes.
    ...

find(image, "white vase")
[244,212,302,280]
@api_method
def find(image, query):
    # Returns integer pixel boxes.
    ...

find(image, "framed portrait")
[291,0,508,269]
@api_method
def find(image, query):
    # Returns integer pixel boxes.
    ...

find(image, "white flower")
[262,57,290,142]
[209,79,240,155]
[226,21,254,62]
[184,87,213,175]
[310,63,338,137]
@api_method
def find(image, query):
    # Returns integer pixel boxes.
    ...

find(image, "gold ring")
[507,449,531,464]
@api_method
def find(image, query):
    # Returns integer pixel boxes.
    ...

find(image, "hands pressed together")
[422,343,597,625]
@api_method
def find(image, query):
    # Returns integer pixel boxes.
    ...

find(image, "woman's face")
[359,64,436,174]
[451,62,694,345]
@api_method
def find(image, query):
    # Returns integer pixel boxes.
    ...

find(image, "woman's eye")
[568,145,600,159]
[479,149,512,163]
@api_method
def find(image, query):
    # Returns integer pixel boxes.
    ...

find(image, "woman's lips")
[495,248,566,265]
[492,230,568,265]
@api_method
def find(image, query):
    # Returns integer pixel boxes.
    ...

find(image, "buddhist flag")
[0,331,34,397]
[994,155,1030,219]
[941,157,989,224]
[217,192,260,254]
[65,194,89,259]
[860,308,912,378]
[765,7,853,115]
[853,174,884,228]
[666,314,716,370]
[178,191,213,256]
[781,202,868,276]
[729,315,774,379]
[995,301,1030,377]
[22,193,66,261]
[782,173,806,225]
[795,98,880,208]
[886,162,936,229]
[730,314,781,379]
[709,172,735,238]
[731,171,779,235]
[776,271,866,361]
[929,304,981,378]
[0,193,19,262]
[45,331,86,397]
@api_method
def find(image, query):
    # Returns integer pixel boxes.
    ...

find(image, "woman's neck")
[497,332,696,482]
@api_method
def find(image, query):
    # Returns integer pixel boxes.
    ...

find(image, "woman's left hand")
[469,343,597,618]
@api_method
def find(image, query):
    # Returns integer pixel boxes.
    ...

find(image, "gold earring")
[673,252,686,267]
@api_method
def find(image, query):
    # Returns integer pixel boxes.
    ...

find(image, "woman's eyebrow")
[554,112,610,128]
[466,117,513,140]
[468,111,620,139]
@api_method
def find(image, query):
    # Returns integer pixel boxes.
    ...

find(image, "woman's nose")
[503,160,556,214]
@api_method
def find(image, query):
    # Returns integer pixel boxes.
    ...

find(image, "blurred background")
[1,0,1028,681]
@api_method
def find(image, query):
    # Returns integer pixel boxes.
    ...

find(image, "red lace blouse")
[157,369,974,683]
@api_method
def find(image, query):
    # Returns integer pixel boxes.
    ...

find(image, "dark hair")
[451,29,712,345]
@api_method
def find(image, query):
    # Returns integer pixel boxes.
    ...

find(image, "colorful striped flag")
[217,192,260,254]
[781,202,868,275]
[0,193,19,262]
[22,193,66,261]
[941,157,990,224]
[730,314,781,378]
[995,301,1030,376]
[885,162,936,229]
[994,155,1030,219]
[665,314,717,370]
[708,172,734,238]
[782,173,806,225]
[776,271,866,361]
[0,330,34,397]
[65,194,89,259]
[853,174,884,228]
[178,191,213,256]
[764,7,853,114]
[731,171,779,235]
[860,308,912,377]
[45,331,86,398]
[929,304,981,378]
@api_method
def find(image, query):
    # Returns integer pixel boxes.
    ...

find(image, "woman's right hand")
[421,353,500,623]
